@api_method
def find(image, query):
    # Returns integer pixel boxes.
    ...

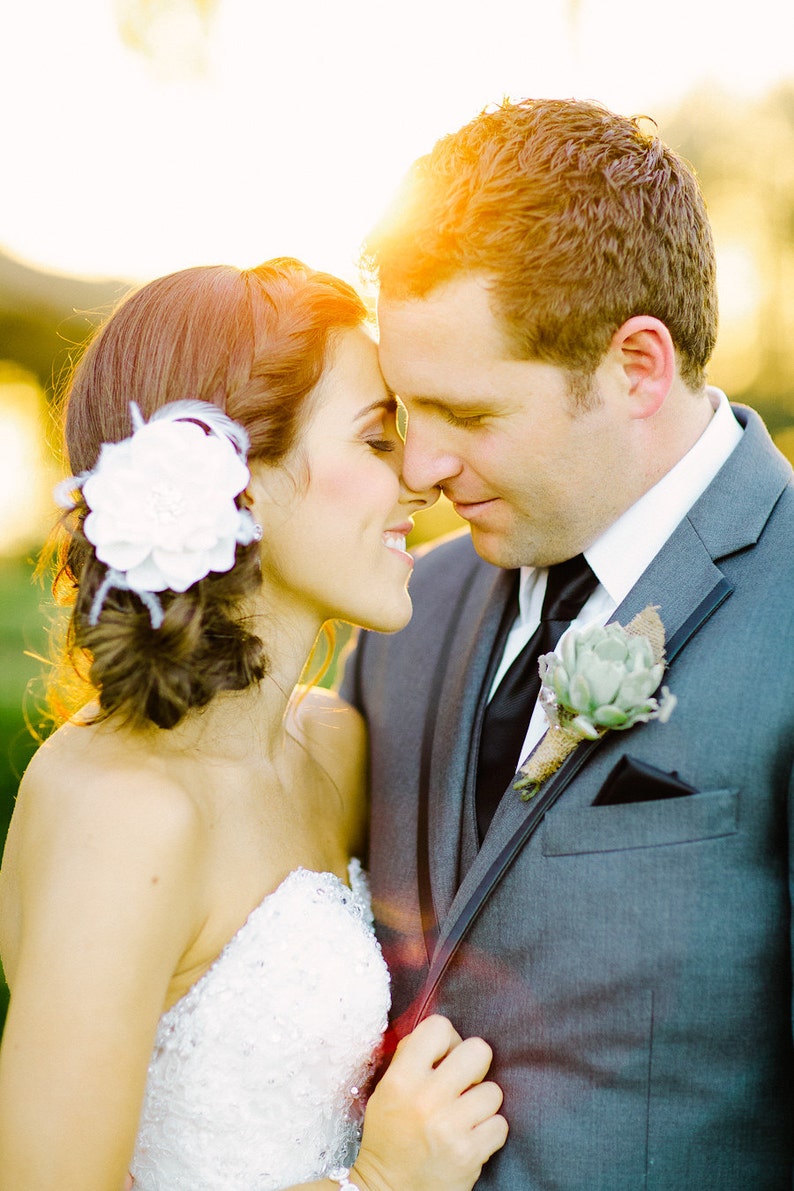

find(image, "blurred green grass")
[0,553,50,1030]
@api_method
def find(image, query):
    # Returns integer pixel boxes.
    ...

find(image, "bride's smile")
[248,324,437,640]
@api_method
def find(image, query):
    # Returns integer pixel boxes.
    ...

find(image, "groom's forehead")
[376,278,512,390]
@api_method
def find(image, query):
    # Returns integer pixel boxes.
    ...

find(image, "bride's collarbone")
[189,745,345,843]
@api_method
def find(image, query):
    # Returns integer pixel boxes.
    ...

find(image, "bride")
[0,259,507,1191]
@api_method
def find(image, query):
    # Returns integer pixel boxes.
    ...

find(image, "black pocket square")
[592,755,698,806]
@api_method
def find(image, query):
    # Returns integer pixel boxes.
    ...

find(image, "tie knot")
[541,553,598,622]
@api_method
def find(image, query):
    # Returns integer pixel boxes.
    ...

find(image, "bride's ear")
[611,316,676,420]
[245,462,276,511]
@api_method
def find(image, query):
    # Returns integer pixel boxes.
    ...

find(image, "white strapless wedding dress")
[130,860,390,1190]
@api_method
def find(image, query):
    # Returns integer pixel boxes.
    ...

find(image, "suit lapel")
[418,563,515,940]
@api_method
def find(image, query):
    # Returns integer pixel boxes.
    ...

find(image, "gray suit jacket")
[341,406,794,1189]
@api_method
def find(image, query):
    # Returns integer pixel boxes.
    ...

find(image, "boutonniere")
[514,606,676,800]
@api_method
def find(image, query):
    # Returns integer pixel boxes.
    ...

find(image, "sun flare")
[0,368,58,556]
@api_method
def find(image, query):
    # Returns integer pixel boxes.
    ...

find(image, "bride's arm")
[0,754,204,1191]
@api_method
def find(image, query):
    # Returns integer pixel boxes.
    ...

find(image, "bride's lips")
[382,521,414,564]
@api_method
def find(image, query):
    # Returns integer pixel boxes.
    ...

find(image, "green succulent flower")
[538,620,676,742]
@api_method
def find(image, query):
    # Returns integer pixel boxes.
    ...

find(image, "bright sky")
[2,0,792,283]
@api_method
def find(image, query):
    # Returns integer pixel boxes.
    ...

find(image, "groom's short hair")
[363,98,717,391]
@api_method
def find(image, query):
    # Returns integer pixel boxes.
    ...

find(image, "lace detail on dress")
[130,860,390,1190]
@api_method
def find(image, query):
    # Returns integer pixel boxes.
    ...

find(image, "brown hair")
[50,258,368,730]
[363,98,717,390]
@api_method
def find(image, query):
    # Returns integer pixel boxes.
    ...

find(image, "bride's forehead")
[307,331,391,424]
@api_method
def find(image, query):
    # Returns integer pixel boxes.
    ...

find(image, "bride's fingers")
[456,1078,504,1128]
[472,1111,510,1158]
[416,1013,464,1053]
[432,1034,494,1095]
[392,1014,464,1072]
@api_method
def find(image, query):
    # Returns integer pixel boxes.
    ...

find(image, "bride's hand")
[351,1014,508,1191]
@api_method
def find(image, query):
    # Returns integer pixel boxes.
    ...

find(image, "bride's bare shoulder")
[13,714,204,852]
[0,717,206,987]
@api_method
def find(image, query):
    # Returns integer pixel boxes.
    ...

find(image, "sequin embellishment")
[130,862,390,1190]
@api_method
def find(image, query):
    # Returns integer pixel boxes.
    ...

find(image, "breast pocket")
[541,788,739,857]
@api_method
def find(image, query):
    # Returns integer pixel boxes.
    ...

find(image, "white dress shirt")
[489,387,744,762]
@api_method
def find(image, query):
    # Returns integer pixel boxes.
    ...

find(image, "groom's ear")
[610,316,676,420]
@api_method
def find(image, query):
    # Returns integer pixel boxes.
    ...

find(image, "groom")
[341,99,794,1187]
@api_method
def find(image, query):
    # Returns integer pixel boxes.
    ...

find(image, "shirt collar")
[518,387,743,621]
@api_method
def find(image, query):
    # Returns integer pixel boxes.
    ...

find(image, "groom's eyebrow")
[411,395,481,413]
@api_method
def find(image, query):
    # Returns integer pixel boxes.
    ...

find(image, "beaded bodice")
[130,861,390,1190]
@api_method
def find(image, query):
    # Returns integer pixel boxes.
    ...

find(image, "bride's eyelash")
[366,438,397,453]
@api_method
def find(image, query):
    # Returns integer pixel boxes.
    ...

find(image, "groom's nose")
[402,416,462,494]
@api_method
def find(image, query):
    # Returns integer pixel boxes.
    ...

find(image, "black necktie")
[475,554,599,841]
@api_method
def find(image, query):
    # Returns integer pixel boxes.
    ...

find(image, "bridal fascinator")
[55,400,263,629]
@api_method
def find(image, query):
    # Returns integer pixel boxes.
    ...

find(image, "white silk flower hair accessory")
[55,400,263,629]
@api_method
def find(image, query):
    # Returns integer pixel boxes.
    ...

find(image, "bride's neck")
[133,599,327,764]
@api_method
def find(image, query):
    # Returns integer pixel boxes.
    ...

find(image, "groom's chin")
[468,525,526,571]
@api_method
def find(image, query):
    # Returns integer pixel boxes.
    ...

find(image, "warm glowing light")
[115,0,217,79]
[716,243,763,327]
[1,0,792,283]
[709,242,764,394]
[0,368,57,556]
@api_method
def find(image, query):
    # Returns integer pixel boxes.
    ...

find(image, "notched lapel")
[421,565,516,929]
[610,517,728,641]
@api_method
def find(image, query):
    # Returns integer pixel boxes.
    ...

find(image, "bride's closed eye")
[358,397,401,454]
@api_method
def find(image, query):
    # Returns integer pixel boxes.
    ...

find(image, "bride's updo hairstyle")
[51,258,368,730]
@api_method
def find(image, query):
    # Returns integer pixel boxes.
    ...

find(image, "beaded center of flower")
[148,480,186,524]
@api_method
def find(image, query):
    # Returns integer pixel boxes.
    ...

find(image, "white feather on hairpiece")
[132,399,251,458]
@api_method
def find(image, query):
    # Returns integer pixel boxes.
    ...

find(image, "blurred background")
[1,0,793,1026]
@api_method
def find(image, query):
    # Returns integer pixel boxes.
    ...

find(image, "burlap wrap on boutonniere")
[513,606,676,801]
